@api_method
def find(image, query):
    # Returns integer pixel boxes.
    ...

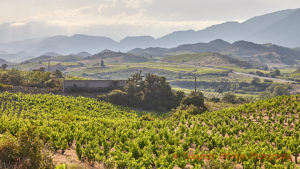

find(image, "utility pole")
[194,76,197,92]
[48,60,51,72]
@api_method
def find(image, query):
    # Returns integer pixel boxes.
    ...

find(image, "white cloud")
[0,0,300,42]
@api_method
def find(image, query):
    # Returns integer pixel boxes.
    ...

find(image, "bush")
[181,91,205,107]
[139,114,154,121]
[176,91,207,115]
[273,85,289,96]
[210,97,220,102]
[105,89,132,106]
[0,125,54,169]
[0,83,13,91]
[0,69,62,88]
[222,93,237,104]
[184,105,206,115]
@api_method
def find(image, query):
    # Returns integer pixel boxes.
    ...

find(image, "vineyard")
[0,92,299,168]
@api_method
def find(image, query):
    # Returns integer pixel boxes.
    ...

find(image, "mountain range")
[0,8,300,63]
[130,39,300,66]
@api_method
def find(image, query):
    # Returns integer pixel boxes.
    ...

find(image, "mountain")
[295,47,300,52]
[130,40,300,66]
[155,8,300,48]
[42,52,61,57]
[120,36,156,51]
[75,52,92,57]
[0,58,9,65]
[169,39,231,54]
[223,41,300,65]
[0,8,300,59]
[0,35,119,61]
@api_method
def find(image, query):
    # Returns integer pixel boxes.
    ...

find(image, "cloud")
[1,0,300,42]
[0,22,65,42]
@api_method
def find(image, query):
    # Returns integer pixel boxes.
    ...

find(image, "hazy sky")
[0,0,300,42]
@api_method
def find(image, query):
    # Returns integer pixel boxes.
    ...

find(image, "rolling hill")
[83,50,153,63]
[165,52,252,68]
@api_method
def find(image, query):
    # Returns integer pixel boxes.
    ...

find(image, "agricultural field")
[12,51,300,99]
[0,92,299,168]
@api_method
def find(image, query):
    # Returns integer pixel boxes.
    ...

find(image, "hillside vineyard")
[0,92,299,168]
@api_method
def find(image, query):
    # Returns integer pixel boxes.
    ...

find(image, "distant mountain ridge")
[0,8,300,62]
[130,40,300,66]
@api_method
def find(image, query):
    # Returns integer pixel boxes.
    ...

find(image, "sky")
[0,0,300,42]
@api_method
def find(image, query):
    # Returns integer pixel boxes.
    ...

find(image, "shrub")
[210,97,220,102]
[273,85,289,96]
[0,125,54,169]
[139,114,154,121]
[181,91,205,107]
[177,91,207,114]
[0,83,13,91]
[222,92,237,104]
[105,89,133,106]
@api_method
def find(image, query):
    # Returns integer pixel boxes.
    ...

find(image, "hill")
[223,41,300,65]
[83,50,153,63]
[0,92,299,168]
[0,52,33,63]
[22,55,54,64]
[165,52,252,68]
[75,52,92,57]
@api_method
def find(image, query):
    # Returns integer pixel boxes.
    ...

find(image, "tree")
[222,92,237,104]
[181,92,205,107]
[256,71,264,77]
[274,69,281,76]
[174,91,207,115]
[101,60,105,67]
[105,72,183,111]
[1,64,8,70]
[54,70,63,78]
[6,69,23,86]
[39,67,46,72]
[251,77,260,85]
[273,85,289,96]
